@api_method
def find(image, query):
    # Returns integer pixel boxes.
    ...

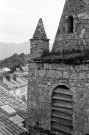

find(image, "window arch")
[65,15,73,34]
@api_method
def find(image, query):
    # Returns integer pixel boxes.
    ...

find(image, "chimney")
[5,73,10,81]
[13,74,17,81]
[0,73,3,81]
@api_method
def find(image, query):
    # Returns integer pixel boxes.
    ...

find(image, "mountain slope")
[0,41,30,60]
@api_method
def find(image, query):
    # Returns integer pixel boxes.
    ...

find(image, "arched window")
[65,15,73,34]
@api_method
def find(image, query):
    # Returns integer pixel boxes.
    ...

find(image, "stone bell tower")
[30,18,49,59]
[52,0,89,52]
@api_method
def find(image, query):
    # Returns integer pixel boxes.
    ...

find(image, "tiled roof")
[12,72,28,78]
[0,113,26,135]
[0,81,9,90]
[0,88,27,119]
[21,77,28,83]
[16,77,28,86]
[0,76,28,90]
[10,78,22,87]
[0,88,27,135]
[3,78,16,89]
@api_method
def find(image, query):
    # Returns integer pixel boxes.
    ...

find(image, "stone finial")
[32,18,48,40]
[30,18,49,59]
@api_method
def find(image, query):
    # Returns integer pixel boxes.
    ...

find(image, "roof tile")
[0,88,27,135]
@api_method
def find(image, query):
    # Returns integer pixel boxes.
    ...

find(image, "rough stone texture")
[32,18,48,40]
[27,62,89,135]
[27,1,89,135]
[52,0,89,52]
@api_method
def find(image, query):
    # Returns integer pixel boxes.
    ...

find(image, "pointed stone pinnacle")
[32,18,48,40]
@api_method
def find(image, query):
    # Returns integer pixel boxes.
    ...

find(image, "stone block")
[44,64,48,69]
[55,71,62,78]
[39,70,45,77]
[63,71,69,78]
[52,64,58,70]
[70,73,78,80]
[53,64,67,71]
[74,66,80,72]
[78,65,83,71]
[69,66,75,71]
[46,70,54,77]
[87,73,89,78]
[61,65,68,71]
[70,87,76,93]
[47,82,51,86]
[81,65,89,71]
[79,72,87,79]
[85,83,89,87]
[70,81,76,87]
[48,64,53,70]
[45,64,50,70]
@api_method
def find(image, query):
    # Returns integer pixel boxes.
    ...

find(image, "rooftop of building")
[0,74,28,91]
[0,88,27,118]
[32,49,89,65]
[21,66,28,72]
[0,88,27,135]
[0,113,27,135]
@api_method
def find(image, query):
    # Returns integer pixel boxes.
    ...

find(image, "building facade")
[27,0,89,135]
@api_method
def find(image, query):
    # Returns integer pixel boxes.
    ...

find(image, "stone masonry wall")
[52,0,89,52]
[30,39,49,59]
[27,62,89,135]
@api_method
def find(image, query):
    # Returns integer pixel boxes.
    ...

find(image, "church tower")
[52,0,89,52]
[30,18,49,59]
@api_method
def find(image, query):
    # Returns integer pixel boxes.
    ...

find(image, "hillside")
[0,53,29,72]
[0,41,30,60]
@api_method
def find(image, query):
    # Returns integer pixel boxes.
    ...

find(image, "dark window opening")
[65,15,73,34]
[55,85,69,90]
[68,16,73,33]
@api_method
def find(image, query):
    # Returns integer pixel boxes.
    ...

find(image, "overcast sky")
[0,0,65,45]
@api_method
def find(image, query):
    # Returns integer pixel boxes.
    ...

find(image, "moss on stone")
[33,49,89,65]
